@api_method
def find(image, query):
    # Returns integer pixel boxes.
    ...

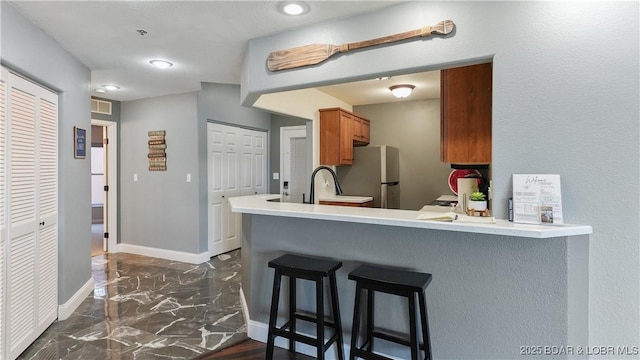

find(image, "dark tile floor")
[18,250,247,360]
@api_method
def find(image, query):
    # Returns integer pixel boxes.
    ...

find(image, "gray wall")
[355,100,452,210]
[1,3,92,304]
[243,1,639,349]
[120,92,201,253]
[269,114,308,193]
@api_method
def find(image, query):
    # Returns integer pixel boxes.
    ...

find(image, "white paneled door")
[207,123,266,257]
[1,67,58,360]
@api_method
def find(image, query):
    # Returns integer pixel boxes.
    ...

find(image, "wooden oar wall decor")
[267,20,455,72]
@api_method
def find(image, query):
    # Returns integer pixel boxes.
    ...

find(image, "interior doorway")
[280,126,308,203]
[90,124,106,256]
[91,119,118,255]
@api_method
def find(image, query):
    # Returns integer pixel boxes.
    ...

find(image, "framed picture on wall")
[74,126,86,159]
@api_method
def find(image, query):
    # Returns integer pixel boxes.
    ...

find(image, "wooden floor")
[196,339,316,359]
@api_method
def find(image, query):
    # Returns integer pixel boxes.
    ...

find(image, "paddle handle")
[346,27,431,51]
[344,20,453,52]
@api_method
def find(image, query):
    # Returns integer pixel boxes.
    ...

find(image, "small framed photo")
[74,126,86,159]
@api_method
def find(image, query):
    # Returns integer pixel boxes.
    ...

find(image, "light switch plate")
[187,174,191,182]
[273,172,279,180]
[133,173,138,182]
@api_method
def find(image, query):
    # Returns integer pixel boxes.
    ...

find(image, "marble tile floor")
[18,249,247,360]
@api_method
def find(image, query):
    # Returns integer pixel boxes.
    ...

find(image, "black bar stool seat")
[266,254,345,360]
[348,265,433,360]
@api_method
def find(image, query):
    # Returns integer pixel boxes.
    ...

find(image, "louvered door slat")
[38,224,57,326]
[8,232,36,355]
[0,75,6,360]
[39,99,57,218]
[9,88,36,227]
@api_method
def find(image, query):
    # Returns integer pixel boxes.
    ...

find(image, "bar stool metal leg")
[329,273,345,360]
[316,277,325,360]
[266,269,282,360]
[366,289,375,352]
[289,276,296,353]
[349,283,363,360]
[408,293,419,360]
[418,291,432,360]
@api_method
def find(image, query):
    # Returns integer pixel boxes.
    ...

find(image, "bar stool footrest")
[273,326,339,350]
[352,347,394,360]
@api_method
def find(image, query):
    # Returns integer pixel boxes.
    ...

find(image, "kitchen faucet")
[307,166,343,204]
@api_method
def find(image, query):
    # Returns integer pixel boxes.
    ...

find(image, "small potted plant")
[468,191,487,211]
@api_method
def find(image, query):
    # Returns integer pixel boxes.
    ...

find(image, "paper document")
[416,212,496,224]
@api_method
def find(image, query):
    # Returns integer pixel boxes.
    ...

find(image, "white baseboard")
[240,287,251,332]
[58,277,94,320]
[118,243,210,264]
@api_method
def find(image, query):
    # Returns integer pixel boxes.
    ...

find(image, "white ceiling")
[9,0,438,105]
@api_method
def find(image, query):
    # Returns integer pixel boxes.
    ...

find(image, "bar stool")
[348,264,432,360]
[266,254,345,360]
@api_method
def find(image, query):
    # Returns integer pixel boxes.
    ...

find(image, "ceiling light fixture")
[279,1,309,16]
[389,84,415,98]
[95,89,107,94]
[102,84,120,91]
[149,59,173,69]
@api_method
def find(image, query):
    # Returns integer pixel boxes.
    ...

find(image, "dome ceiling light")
[389,84,415,98]
[102,84,120,91]
[150,59,173,69]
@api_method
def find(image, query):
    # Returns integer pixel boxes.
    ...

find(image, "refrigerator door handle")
[382,181,399,186]
[381,184,388,209]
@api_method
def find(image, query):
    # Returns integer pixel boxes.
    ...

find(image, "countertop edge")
[229,195,593,239]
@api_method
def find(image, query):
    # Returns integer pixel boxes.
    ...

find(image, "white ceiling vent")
[91,99,112,115]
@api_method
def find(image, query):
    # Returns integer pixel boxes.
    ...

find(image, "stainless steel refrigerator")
[336,145,400,208]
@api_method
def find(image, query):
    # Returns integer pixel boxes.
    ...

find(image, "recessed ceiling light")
[102,84,120,91]
[95,89,107,94]
[149,59,173,69]
[279,1,309,16]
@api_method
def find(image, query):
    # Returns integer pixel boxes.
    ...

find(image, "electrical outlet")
[273,172,279,180]
[187,173,191,182]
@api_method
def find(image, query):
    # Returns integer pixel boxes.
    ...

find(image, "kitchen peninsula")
[230,194,592,359]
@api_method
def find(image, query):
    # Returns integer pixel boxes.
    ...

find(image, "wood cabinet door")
[352,116,370,146]
[360,118,370,144]
[441,62,492,164]
[339,112,353,164]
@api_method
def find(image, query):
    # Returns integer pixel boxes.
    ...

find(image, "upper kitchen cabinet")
[440,62,492,164]
[320,108,371,165]
[352,115,370,145]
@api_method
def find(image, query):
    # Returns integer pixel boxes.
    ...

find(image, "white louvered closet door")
[3,69,58,360]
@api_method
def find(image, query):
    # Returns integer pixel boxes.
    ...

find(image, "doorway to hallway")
[91,119,118,256]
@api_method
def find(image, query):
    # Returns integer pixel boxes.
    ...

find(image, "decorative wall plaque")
[148,130,166,171]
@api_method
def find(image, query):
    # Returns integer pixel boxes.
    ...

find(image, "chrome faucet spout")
[308,166,343,204]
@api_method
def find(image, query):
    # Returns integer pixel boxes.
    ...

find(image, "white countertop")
[229,194,592,239]
[318,195,373,203]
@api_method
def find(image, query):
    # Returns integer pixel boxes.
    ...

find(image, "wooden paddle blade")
[431,20,455,35]
[267,43,345,71]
